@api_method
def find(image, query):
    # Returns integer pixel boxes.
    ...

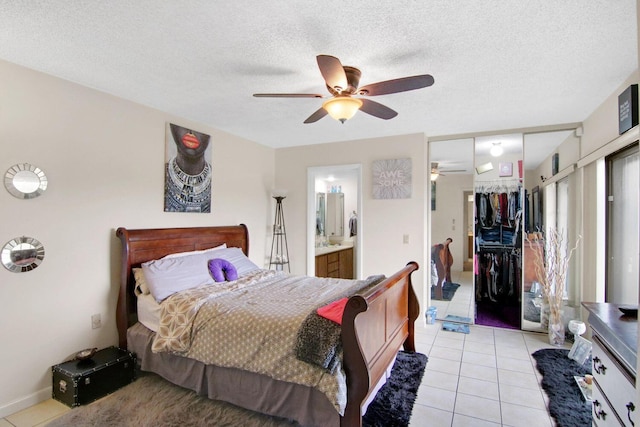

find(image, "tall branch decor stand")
[269,196,290,272]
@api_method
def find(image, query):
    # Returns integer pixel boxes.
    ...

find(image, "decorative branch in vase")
[527,228,581,345]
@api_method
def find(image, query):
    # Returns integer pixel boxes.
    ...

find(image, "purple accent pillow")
[208,258,238,282]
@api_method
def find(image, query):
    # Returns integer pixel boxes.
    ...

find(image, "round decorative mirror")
[4,163,48,199]
[1,236,45,272]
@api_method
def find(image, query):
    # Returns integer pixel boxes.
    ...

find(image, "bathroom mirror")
[4,163,48,199]
[326,192,344,240]
[1,236,45,272]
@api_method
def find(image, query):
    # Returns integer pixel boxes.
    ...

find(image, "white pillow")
[162,244,227,259]
[134,245,226,299]
[212,247,261,276]
[142,252,215,302]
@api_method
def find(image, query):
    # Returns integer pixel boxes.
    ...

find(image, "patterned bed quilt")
[151,269,375,413]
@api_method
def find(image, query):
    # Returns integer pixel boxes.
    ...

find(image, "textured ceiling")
[0,1,637,152]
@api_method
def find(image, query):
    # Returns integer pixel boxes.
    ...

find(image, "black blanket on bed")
[295,275,386,372]
[295,312,343,373]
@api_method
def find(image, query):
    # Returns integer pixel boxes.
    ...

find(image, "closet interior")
[474,180,523,329]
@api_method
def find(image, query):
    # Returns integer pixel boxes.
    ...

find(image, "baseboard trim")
[0,386,51,418]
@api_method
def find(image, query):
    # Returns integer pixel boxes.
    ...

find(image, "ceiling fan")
[253,55,434,124]
[431,162,466,180]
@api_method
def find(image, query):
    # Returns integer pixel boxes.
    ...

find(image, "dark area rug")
[46,351,427,427]
[430,282,460,301]
[523,292,541,323]
[532,348,592,427]
[363,351,428,427]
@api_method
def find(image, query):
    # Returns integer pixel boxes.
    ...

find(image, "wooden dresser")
[583,303,637,426]
[315,246,353,279]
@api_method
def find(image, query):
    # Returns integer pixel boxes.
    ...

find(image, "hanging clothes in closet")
[475,247,522,303]
[474,181,523,305]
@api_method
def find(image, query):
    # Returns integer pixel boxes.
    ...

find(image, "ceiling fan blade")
[303,107,328,124]
[359,99,398,120]
[358,74,434,96]
[253,93,324,98]
[316,55,348,93]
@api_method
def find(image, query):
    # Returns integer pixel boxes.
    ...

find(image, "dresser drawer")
[592,336,636,427]
[592,382,623,426]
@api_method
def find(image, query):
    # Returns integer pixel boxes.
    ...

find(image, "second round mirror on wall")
[1,236,45,273]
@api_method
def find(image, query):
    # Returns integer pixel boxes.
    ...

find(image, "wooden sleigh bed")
[116,225,419,427]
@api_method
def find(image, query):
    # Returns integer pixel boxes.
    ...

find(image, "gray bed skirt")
[127,322,340,427]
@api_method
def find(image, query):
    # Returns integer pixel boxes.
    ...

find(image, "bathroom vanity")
[315,245,353,279]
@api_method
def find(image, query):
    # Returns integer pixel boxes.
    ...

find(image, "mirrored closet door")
[428,138,475,322]
[429,128,579,331]
[473,134,524,330]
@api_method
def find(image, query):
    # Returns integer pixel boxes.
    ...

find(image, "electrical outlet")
[91,313,102,329]
[403,234,409,244]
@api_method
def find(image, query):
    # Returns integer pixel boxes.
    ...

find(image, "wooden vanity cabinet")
[315,247,353,279]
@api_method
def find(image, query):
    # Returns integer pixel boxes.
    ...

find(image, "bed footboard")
[341,261,420,427]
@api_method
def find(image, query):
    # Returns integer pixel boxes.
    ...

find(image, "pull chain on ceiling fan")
[253,55,434,124]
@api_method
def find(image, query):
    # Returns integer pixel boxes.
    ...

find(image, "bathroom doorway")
[306,164,362,278]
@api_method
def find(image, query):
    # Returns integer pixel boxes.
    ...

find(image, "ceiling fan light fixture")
[322,96,363,123]
[490,142,504,157]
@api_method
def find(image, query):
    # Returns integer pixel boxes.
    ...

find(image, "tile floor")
[410,319,562,426]
[412,268,562,426]
[2,269,565,427]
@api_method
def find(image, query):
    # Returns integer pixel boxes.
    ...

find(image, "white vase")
[548,308,565,346]
[540,301,549,330]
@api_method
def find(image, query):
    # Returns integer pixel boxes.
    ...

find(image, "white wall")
[0,59,275,416]
[275,134,428,311]
[578,69,640,305]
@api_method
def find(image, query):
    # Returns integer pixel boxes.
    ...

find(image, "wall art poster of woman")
[164,122,212,213]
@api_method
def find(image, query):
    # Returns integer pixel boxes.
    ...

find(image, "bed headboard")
[115,225,249,349]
